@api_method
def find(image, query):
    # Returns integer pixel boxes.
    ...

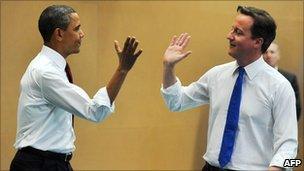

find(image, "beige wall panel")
[1,1,303,170]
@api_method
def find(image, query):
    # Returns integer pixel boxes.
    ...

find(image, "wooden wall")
[1,1,303,170]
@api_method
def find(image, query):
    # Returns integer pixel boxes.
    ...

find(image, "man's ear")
[53,28,64,42]
[254,37,263,49]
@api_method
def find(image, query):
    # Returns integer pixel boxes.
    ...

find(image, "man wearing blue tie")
[161,6,297,171]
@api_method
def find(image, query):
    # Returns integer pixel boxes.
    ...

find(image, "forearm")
[106,68,128,104]
[163,63,177,89]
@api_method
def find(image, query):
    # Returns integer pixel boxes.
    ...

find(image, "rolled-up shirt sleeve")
[160,77,183,112]
[39,69,114,123]
[161,74,210,112]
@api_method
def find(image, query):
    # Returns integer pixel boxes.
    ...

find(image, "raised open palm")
[164,33,192,66]
[114,36,142,72]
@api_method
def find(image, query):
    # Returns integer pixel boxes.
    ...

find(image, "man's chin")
[228,51,235,58]
[68,50,80,57]
[73,49,80,54]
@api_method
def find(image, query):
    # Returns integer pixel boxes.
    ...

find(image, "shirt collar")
[274,66,279,70]
[231,56,266,80]
[244,56,266,80]
[40,45,67,70]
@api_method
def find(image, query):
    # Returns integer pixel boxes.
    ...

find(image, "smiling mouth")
[229,43,236,48]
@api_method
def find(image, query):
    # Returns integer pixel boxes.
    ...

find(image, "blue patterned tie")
[218,67,245,168]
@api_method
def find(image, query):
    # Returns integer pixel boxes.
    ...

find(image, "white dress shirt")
[14,45,115,154]
[161,57,298,170]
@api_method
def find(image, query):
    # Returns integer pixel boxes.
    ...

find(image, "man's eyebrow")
[73,24,81,30]
[235,26,244,32]
[231,26,244,32]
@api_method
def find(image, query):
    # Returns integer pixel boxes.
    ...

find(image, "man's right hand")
[106,36,142,104]
[114,36,142,73]
[162,33,192,89]
[163,33,192,68]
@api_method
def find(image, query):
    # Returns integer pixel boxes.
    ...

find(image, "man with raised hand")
[161,6,297,171]
[10,5,142,171]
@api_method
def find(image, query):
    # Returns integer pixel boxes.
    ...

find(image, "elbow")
[92,118,102,123]
[163,100,182,112]
[93,113,109,123]
[87,114,107,123]
[85,107,111,123]
[167,104,182,112]
[169,107,182,112]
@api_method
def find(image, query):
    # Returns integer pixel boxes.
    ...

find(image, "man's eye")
[74,27,80,31]
[235,30,242,35]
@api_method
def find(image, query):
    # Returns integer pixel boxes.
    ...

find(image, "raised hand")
[114,36,142,72]
[106,36,142,104]
[163,33,192,67]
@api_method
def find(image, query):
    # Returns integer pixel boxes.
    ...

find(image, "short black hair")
[38,5,76,43]
[237,6,276,53]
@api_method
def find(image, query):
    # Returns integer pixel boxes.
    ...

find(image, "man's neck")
[44,43,68,59]
[236,52,262,67]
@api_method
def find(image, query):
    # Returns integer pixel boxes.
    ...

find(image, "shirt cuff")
[269,153,290,169]
[93,87,115,113]
[161,77,181,95]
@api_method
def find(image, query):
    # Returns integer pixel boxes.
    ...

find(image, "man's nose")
[226,31,233,40]
[80,29,85,38]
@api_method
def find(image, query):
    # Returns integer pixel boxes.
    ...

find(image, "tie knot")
[238,67,245,77]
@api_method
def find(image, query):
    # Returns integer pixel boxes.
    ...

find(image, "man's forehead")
[234,14,254,30]
[69,13,80,21]
[68,12,80,27]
